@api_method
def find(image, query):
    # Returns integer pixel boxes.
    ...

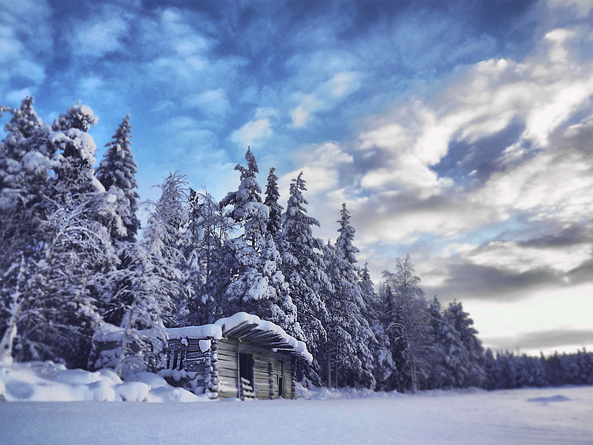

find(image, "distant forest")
[1,98,591,392]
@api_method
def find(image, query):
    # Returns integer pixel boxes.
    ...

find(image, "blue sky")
[2,0,593,355]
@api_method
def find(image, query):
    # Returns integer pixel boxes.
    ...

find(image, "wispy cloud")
[230,118,273,149]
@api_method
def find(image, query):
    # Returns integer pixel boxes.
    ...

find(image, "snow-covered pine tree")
[264,167,283,241]
[321,204,376,389]
[182,189,236,325]
[322,239,375,389]
[0,98,53,363]
[426,296,454,389]
[220,149,298,335]
[1,100,121,367]
[280,172,329,383]
[444,300,486,387]
[50,103,105,207]
[382,256,434,393]
[1,193,118,368]
[143,172,188,327]
[96,115,140,242]
[359,263,394,390]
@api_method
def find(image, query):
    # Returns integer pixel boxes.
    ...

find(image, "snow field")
[1,384,592,444]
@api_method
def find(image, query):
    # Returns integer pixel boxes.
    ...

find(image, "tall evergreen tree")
[264,167,283,241]
[1,100,120,367]
[280,172,329,383]
[143,172,188,327]
[359,263,394,390]
[50,103,103,207]
[96,115,140,242]
[444,300,486,387]
[382,256,434,392]
[321,204,376,388]
[220,149,298,335]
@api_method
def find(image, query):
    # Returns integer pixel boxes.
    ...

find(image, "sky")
[1,0,592,356]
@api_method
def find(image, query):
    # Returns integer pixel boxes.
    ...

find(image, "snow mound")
[0,361,211,403]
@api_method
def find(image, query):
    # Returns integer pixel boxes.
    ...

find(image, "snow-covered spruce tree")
[359,263,394,390]
[0,98,52,363]
[96,173,188,375]
[322,239,375,389]
[264,167,283,241]
[321,204,376,389]
[220,148,298,335]
[444,300,486,387]
[144,172,188,326]
[382,256,435,393]
[1,100,121,367]
[483,348,499,390]
[96,115,140,242]
[1,194,118,368]
[50,103,106,207]
[182,189,236,325]
[427,295,458,389]
[279,172,329,384]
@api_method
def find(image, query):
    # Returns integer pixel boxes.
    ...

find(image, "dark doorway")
[239,353,254,387]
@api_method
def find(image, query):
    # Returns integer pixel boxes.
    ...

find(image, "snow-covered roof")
[96,313,312,363]
[167,312,312,363]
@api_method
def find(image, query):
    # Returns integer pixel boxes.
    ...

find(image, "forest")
[1,97,591,394]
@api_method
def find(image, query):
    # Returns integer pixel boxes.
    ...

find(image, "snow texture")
[0,378,591,444]
[0,361,208,403]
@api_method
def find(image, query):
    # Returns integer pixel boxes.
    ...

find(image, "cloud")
[282,142,353,194]
[69,12,130,58]
[0,0,51,100]
[290,71,362,128]
[230,118,273,149]
[184,89,230,116]
[482,328,593,352]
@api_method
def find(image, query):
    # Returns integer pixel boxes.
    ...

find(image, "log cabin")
[92,312,312,400]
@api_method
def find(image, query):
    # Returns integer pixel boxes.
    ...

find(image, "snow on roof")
[95,313,312,363]
[171,312,312,363]
[165,324,222,341]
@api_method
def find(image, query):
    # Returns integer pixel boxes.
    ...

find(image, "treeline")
[484,349,593,390]
[0,98,590,392]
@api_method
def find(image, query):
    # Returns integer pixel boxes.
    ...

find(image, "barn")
[92,313,312,400]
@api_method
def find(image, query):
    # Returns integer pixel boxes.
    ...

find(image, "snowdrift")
[0,360,207,403]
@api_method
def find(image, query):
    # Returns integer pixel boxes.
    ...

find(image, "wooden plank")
[223,322,257,339]
[217,340,238,352]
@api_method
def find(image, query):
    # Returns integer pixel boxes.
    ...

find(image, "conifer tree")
[322,204,376,388]
[444,300,486,387]
[359,263,394,390]
[264,167,283,240]
[1,100,120,367]
[96,115,140,242]
[50,103,104,206]
[280,172,329,382]
[382,256,434,392]
[220,149,298,335]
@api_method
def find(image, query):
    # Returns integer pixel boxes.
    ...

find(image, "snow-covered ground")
[1,362,592,444]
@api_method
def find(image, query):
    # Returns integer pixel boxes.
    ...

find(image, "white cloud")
[451,241,593,274]
[0,0,51,92]
[290,71,362,128]
[230,118,273,148]
[69,7,130,58]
